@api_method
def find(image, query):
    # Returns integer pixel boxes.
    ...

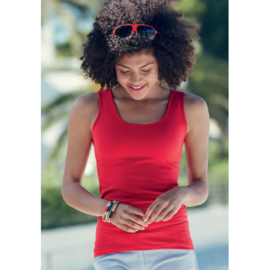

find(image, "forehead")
[116,49,157,65]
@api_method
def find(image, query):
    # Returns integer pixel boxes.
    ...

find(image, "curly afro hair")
[80,0,201,90]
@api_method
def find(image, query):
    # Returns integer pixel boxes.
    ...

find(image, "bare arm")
[180,94,210,207]
[142,93,210,223]
[61,93,148,232]
[61,93,109,217]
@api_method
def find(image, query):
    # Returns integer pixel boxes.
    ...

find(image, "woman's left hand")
[143,186,187,223]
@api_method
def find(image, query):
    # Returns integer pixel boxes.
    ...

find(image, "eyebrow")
[116,62,154,69]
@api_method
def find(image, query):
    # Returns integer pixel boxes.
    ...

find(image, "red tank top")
[91,88,194,258]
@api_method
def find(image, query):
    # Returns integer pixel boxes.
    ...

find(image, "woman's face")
[114,49,160,100]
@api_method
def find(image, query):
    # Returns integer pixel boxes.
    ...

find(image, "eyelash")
[120,69,151,74]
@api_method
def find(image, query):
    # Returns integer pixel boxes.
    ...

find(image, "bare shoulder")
[183,93,209,134]
[183,92,207,108]
[71,91,99,131]
[75,91,99,109]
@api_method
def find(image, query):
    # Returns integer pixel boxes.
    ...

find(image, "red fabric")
[91,88,194,258]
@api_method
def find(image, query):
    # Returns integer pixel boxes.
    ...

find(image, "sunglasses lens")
[115,26,133,38]
[137,26,155,39]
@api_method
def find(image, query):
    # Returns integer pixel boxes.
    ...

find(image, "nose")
[130,72,142,83]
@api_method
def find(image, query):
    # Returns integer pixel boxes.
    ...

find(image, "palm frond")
[42,89,87,113]
[47,123,69,162]
[42,110,69,133]
[188,53,228,133]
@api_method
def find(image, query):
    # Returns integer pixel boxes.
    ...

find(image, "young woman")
[62,0,209,269]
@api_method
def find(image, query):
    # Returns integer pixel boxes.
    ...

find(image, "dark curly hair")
[80,0,201,90]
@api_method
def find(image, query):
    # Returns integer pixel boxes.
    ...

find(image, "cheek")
[148,70,159,81]
[117,74,129,83]
[116,71,127,81]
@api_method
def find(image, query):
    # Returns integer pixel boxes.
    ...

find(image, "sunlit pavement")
[42,204,228,270]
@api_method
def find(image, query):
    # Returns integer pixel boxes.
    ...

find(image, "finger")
[128,207,147,226]
[155,204,175,222]
[127,213,148,227]
[154,207,171,222]
[147,204,166,224]
[120,224,139,233]
[130,206,146,217]
[144,203,159,222]
[125,219,146,231]
[162,209,178,222]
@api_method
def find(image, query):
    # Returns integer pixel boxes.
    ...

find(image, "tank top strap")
[97,88,113,113]
[91,89,112,143]
[96,88,116,120]
[168,89,188,129]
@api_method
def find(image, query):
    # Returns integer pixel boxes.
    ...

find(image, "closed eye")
[120,69,151,74]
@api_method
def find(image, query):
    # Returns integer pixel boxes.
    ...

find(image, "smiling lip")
[129,84,146,92]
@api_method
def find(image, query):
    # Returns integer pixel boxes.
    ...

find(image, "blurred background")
[41,0,228,269]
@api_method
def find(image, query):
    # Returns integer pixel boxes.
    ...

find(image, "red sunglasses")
[113,24,157,40]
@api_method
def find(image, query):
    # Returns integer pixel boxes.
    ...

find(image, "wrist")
[176,186,188,205]
[98,199,110,217]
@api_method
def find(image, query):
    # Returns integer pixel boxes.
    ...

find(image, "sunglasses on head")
[113,24,157,40]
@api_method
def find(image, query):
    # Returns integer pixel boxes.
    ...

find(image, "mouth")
[128,84,146,92]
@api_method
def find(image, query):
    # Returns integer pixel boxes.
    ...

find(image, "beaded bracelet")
[102,200,114,222]
[108,201,120,223]
[102,200,120,223]
[103,200,120,223]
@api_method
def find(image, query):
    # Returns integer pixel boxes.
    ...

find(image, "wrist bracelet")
[102,200,120,223]
[108,201,120,223]
[102,200,114,222]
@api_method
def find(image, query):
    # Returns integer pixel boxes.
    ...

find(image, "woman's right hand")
[110,203,149,233]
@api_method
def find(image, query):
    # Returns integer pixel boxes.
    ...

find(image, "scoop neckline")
[109,87,173,126]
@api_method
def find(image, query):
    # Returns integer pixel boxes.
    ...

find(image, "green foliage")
[175,0,207,17]
[175,0,228,59]
[56,43,73,57]
[196,0,228,59]
[187,53,228,133]
[41,185,97,229]
[179,139,228,208]
[41,88,89,162]
[41,164,101,229]
[42,0,104,57]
